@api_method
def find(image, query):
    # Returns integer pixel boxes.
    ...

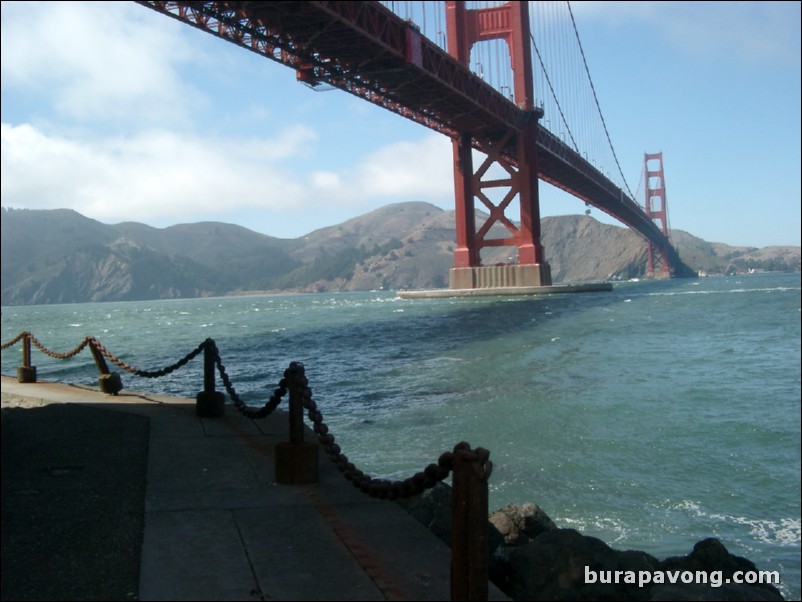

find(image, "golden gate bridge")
[135,0,687,289]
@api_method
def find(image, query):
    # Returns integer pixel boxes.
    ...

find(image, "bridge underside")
[137,1,683,283]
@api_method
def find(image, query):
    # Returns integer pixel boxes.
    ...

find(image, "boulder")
[492,527,658,601]
[489,502,557,546]
[396,481,452,546]
[492,529,784,601]
[398,492,785,601]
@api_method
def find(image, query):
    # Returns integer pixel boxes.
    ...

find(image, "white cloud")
[311,171,343,190]
[352,136,453,199]
[0,121,320,224]
[1,121,455,229]
[1,2,456,232]
[1,1,203,126]
[299,135,453,208]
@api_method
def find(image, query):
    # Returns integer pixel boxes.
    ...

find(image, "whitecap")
[665,499,800,546]
[668,499,702,513]
[707,514,801,546]
[560,515,631,543]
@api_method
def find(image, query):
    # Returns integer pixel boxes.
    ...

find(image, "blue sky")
[1,1,800,248]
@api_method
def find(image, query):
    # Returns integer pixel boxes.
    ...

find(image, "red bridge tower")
[644,152,672,278]
[445,1,552,289]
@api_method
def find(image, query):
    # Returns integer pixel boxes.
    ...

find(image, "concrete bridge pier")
[449,264,552,289]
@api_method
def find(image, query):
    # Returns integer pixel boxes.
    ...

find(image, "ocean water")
[2,272,800,599]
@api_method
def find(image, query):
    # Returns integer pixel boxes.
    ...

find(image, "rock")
[396,481,452,546]
[652,538,784,601]
[649,583,784,601]
[492,530,783,601]
[398,492,785,602]
[489,502,557,546]
[395,481,505,565]
[493,527,659,601]
[659,538,761,575]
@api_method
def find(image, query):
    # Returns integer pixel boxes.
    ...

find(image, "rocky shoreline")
[398,483,785,601]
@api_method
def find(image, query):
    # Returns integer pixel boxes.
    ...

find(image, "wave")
[664,499,800,546]
[558,515,633,544]
[642,286,800,297]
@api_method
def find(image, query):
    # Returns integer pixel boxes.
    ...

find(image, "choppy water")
[2,273,800,599]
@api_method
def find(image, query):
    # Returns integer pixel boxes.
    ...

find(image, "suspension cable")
[531,32,578,151]
[566,1,634,198]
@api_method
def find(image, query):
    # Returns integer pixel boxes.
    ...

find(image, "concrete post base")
[196,390,225,417]
[275,441,319,484]
[99,372,123,395]
[17,366,37,383]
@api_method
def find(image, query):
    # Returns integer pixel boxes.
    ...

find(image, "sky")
[1,1,800,248]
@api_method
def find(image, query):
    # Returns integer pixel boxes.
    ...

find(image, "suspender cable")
[531,32,578,151]
[566,1,634,198]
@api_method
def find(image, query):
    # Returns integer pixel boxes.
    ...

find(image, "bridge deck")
[136,1,680,268]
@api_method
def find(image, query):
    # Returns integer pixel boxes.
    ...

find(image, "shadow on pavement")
[1,403,149,601]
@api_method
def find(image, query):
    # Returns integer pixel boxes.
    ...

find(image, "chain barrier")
[296,362,492,499]
[1,332,493,496]
[1,331,203,376]
[0,331,29,351]
[2,331,492,600]
[209,339,287,420]
[1,331,91,358]
[86,336,206,378]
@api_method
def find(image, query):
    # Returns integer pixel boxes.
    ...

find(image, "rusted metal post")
[17,333,37,383]
[451,443,492,601]
[288,364,305,446]
[275,362,319,484]
[196,338,225,417]
[88,338,123,395]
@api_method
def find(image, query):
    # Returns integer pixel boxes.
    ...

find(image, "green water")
[3,273,800,598]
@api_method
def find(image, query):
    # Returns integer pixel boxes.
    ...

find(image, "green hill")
[1,204,798,305]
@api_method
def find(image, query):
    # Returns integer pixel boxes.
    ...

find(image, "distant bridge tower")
[643,152,672,278]
[445,1,552,289]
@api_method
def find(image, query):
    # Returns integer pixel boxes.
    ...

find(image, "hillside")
[1,204,798,305]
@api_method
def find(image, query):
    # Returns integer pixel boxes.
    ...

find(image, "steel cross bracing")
[136,0,676,260]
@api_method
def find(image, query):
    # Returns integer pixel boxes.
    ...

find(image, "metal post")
[196,338,225,417]
[288,363,305,446]
[451,444,492,601]
[88,338,123,395]
[275,362,319,484]
[17,333,37,383]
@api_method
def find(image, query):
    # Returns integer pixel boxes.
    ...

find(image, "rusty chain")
[1,331,91,358]
[86,336,205,378]
[2,332,492,500]
[1,332,203,376]
[290,362,493,500]
[0,331,29,351]
[210,340,286,420]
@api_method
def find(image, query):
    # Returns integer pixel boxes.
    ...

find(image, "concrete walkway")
[1,375,507,601]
